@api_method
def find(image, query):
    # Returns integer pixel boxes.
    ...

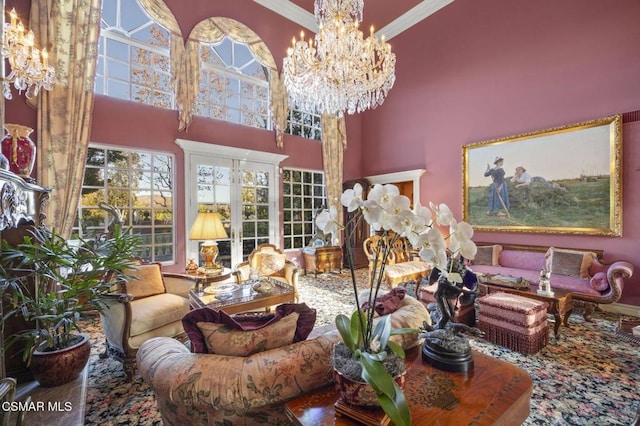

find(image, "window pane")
[78,144,175,264]
[281,168,326,250]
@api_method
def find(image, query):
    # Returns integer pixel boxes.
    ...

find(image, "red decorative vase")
[1,123,36,177]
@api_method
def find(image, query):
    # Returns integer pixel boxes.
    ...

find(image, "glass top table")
[188,277,295,314]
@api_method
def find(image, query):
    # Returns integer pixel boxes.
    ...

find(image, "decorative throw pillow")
[197,312,299,356]
[257,252,286,276]
[182,303,317,354]
[545,248,596,278]
[124,263,166,298]
[590,272,609,292]
[472,245,503,266]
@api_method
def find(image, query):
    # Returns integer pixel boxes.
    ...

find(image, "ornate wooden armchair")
[235,244,300,302]
[363,235,431,288]
[98,260,191,380]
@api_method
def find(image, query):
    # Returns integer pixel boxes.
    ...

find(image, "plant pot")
[333,366,407,407]
[29,334,91,387]
[332,343,407,407]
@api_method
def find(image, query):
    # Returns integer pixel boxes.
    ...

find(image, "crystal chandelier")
[283,0,396,117]
[2,8,55,99]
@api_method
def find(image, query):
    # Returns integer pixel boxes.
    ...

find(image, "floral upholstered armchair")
[235,244,300,302]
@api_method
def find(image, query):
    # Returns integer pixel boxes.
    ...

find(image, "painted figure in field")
[484,156,509,216]
[511,166,567,192]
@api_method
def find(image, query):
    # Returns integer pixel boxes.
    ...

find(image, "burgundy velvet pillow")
[590,272,609,292]
[182,303,317,354]
[361,287,407,316]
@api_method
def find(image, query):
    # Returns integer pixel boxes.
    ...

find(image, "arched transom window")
[96,0,173,108]
[197,38,270,129]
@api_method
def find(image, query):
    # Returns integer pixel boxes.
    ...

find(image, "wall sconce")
[188,212,228,273]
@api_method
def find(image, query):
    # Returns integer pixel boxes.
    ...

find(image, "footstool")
[418,283,476,326]
[478,292,549,354]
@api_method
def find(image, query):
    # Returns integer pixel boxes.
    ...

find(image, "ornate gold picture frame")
[462,115,622,236]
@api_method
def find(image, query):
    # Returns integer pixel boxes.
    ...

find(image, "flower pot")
[29,334,91,387]
[332,343,407,407]
[333,366,407,407]
[1,123,36,178]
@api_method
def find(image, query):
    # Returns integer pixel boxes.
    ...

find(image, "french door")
[178,140,288,268]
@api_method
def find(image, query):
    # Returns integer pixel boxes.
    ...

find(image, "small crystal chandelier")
[283,0,396,117]
[2,8,55,99]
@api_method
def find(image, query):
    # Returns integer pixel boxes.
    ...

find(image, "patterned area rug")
[83,269,640,425]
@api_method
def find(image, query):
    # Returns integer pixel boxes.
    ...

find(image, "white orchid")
[315,205,340,236]
[368,184,400,211]
[341,183,364,212]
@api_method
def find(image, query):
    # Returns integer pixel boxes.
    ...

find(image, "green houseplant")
[316,183,477,426]
[1,224,140,386]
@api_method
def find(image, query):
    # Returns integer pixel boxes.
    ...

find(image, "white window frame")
[282,167,327,250]
[77,143,177,265]
[197,39,271,130]
[96,0,174,108]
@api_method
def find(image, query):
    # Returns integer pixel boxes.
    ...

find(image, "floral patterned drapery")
[29,0,102,238]
[177,17,279,133]
[136,0,186,128]
[270,72,288,149]
[321,113,347,245]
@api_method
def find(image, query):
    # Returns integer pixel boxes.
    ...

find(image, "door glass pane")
[196,164,232,268]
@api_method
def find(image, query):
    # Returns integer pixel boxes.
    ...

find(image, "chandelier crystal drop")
[2,8,56,99]
[283,0,396,117]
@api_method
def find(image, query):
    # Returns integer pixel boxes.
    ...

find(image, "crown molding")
[253,0,318,32]
[253,0,454,39]
[378,0,455,40]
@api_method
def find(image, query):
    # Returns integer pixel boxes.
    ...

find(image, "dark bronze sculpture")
[421,258,483,372]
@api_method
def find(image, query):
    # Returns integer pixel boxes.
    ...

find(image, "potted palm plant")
[316,183,477,426]
[1,224,140,387]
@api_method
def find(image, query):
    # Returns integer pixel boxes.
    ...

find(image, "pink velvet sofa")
[469,243,634,320]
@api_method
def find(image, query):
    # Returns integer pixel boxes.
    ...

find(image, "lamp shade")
[189,212,228,241]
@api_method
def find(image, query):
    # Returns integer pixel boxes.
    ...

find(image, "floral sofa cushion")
[182,303,316,353]
[197,312,300,356]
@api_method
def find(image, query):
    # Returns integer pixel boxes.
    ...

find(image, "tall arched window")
[197,37,270,129]
[96,0,173,108]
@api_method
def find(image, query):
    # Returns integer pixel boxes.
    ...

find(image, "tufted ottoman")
[478,292,549,354]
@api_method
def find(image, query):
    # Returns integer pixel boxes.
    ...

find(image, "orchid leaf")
[377,382,411,426]
[373,315,392,350]
[335,313,355,351]
[386,340,405,358]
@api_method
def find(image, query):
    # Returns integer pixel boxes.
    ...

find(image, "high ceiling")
[252,0,454,39]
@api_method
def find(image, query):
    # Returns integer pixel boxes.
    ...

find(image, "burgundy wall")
[360,0,640,306]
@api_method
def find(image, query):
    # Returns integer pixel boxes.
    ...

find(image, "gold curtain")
[29,0,102,238]
[177,17,278,132]
[136,0,189,131]
[321,114,347,245]
[270,72,288,149]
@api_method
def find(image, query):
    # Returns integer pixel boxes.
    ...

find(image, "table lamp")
[189,212,228,273]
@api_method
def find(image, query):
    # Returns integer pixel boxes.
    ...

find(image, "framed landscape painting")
[462,115,622,236]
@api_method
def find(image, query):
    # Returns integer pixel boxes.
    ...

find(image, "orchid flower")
[315,205,340,235]
[341,183,364,212]
[368,184,400,211]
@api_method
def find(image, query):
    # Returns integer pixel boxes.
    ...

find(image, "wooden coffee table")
[188,277,295,314]
[480,282,574,338]
[285,346,532,425]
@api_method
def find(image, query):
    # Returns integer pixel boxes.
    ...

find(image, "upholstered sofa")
[136,295,429,425]
[469,243,634,320]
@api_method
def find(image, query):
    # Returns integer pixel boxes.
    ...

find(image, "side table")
[303,246,343,277]
[163,268,235,293]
